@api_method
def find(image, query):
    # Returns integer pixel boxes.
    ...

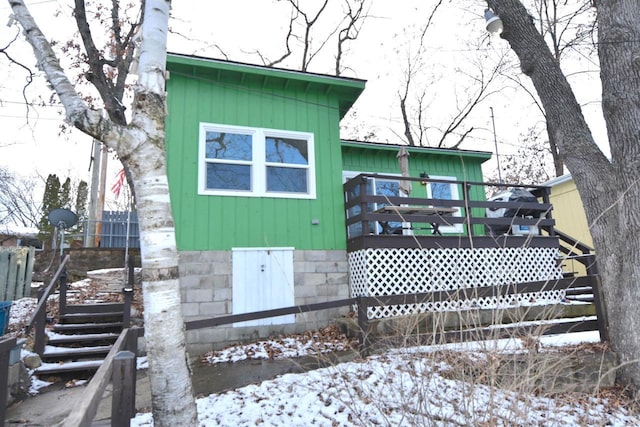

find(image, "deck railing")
[343,174,556,250]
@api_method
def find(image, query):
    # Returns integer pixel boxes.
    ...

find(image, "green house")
[165,54,562,352]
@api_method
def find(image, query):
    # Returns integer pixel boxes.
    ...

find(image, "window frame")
[342,171,409,237]
[198,123,316,199]
[425,175,464,233]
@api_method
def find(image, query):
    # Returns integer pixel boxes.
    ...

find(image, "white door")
[232,247,295,327]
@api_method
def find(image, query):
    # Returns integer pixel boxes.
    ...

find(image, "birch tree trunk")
[8,0,198,423]
[486,0,640,389]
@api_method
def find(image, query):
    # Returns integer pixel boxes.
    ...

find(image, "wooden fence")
[186,273,607,357]
[0,247,35,302]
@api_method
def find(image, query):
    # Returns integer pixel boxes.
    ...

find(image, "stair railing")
[62,326,143,427]
[122,255,135,328]
[25,254,70,356]
[548,228,598,275]
[543,228,608,341]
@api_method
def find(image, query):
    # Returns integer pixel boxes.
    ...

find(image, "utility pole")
[85,141,100,247]
[95,143,108,247]
[85,140,108,247]
[490,107,503,184]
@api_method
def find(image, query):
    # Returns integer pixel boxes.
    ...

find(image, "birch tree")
[484,0,640,390]
[7,0,198,424]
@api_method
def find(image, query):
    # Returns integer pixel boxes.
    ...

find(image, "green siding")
[166,57,364,251]
[165,55,490,251]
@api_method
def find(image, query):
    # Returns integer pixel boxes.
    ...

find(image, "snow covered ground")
[8,272,640,426]
[131,331,639,426]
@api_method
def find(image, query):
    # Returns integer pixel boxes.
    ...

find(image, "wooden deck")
[344,174,557,252]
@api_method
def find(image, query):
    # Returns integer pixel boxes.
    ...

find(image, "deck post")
[585,254,609,343]
[58,257,68,316]
[357,296,370,357]
[463,182,473,236]
[358,177,370,236]
[33,287,46,356]
[111,350,136,426]
[0,336,16,426]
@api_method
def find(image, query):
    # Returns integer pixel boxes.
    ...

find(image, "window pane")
[375,180,399,199]
[266,137,308,165]
[266,166,307,193]
[375,180,401,234]
[431,182,452,200]
[206,163,251,190]
[205,131,252,161]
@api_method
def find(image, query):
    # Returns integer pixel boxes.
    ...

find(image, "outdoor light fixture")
[484,9,503,34]
[420,172,429,186]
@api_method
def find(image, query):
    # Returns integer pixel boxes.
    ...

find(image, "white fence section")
[349,247,564,319]
[0,247,35,301]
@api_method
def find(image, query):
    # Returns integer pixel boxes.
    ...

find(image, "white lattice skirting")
[348,247,564,319]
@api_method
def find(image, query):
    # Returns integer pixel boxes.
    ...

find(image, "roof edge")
[167,52,367,89]
[542,173,573,187]
[341,140,493,161]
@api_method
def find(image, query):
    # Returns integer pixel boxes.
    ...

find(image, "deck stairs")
[34,302,126,379]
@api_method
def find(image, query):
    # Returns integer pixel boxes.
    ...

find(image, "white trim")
[425,175,464,234]
[199,123,316,199]
[231,246,296,252]
[542,173,572,187]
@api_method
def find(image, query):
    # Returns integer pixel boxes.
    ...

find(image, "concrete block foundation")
[179,249,350,355]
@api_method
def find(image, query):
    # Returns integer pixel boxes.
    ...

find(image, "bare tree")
[8,0,197,424]
[258,0,370,76]
[485,0,640,390]
[396,2,506,148]
[500,0,595,177]
[486,126,555,186]
[335,0,368,75]
[0,168,42,228]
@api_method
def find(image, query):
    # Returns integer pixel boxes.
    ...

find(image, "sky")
[0,1,609,204]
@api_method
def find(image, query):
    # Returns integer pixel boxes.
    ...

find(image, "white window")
[426,175,463,233]
[199,123,316,199]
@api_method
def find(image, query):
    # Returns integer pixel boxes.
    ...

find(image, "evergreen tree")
[74,180,89,233]
[38,174,60,242]
[59,177,71,209]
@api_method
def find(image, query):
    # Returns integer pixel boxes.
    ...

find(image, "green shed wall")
[342,144,487,195]
[166,63,357,251]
